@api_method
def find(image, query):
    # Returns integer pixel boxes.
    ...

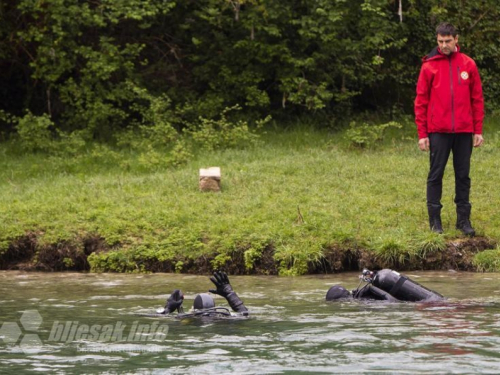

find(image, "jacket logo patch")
[461,71,469,80]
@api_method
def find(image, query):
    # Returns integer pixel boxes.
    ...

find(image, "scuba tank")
[193,293,215,310]
[176,293,245,320]
[372,269,444,302]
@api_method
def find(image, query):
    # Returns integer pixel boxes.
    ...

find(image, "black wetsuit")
[152,271,249,320]
[326,269,445,303]
[353,284,399,302]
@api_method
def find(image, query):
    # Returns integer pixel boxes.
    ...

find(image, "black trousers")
[427,133,473,210]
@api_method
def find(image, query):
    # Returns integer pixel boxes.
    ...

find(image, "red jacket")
[414,46,484,139]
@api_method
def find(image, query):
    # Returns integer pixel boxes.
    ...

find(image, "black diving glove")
[164,289,184,314]
[209,271,248,314]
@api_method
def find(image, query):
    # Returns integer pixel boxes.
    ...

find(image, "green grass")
[1,118,500,274]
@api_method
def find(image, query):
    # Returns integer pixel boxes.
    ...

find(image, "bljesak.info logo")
[0,310,169,353]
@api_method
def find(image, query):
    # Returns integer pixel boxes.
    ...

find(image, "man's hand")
[165,289,184,313]
[209,271,234,298]
[418,137,430,151]
[473,134,484,147]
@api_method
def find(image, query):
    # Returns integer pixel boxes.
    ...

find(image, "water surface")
[1,271,500,373]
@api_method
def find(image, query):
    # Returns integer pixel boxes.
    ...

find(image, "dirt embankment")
[313,237,496,273]
[0,233,496,274]
[0,233,106,271]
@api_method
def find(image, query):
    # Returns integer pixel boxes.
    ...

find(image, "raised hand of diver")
[209,271,248,313]
[209,271,233,298]
[164,289,184,314]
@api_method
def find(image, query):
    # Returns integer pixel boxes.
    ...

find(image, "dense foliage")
[1,0,499,142]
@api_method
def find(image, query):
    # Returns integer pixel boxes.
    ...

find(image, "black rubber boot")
[428,206,443,234]
[456,205,475,237]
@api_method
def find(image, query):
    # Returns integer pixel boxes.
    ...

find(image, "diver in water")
[326,268,444,303]
[156,271,249,319]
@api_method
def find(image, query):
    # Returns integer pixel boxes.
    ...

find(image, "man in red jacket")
[414,22,484,236]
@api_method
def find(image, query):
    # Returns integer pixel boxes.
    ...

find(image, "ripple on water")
[90,281,124,287]
[32,354,125,362]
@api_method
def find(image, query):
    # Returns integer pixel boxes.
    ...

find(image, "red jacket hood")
[422,45,461,62]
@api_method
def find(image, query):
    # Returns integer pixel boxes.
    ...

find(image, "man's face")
[437,34,458,55]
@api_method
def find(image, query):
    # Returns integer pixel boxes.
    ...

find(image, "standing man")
[414,22,484,236]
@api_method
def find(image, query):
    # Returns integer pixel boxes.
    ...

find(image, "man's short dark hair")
[436,22,458,37]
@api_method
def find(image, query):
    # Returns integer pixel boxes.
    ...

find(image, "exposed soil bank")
[0,234,496,274]
[0,234,107,272]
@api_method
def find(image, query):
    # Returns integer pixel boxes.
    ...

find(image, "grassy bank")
[1,119,500,274]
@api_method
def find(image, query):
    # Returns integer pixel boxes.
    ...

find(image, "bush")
[16,112,55,153]
[343,121,402,149]
[188,105,271,151]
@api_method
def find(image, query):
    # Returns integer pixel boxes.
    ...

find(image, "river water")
[1,271,500,374]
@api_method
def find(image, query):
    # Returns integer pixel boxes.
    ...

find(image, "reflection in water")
[1,271,500,373]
